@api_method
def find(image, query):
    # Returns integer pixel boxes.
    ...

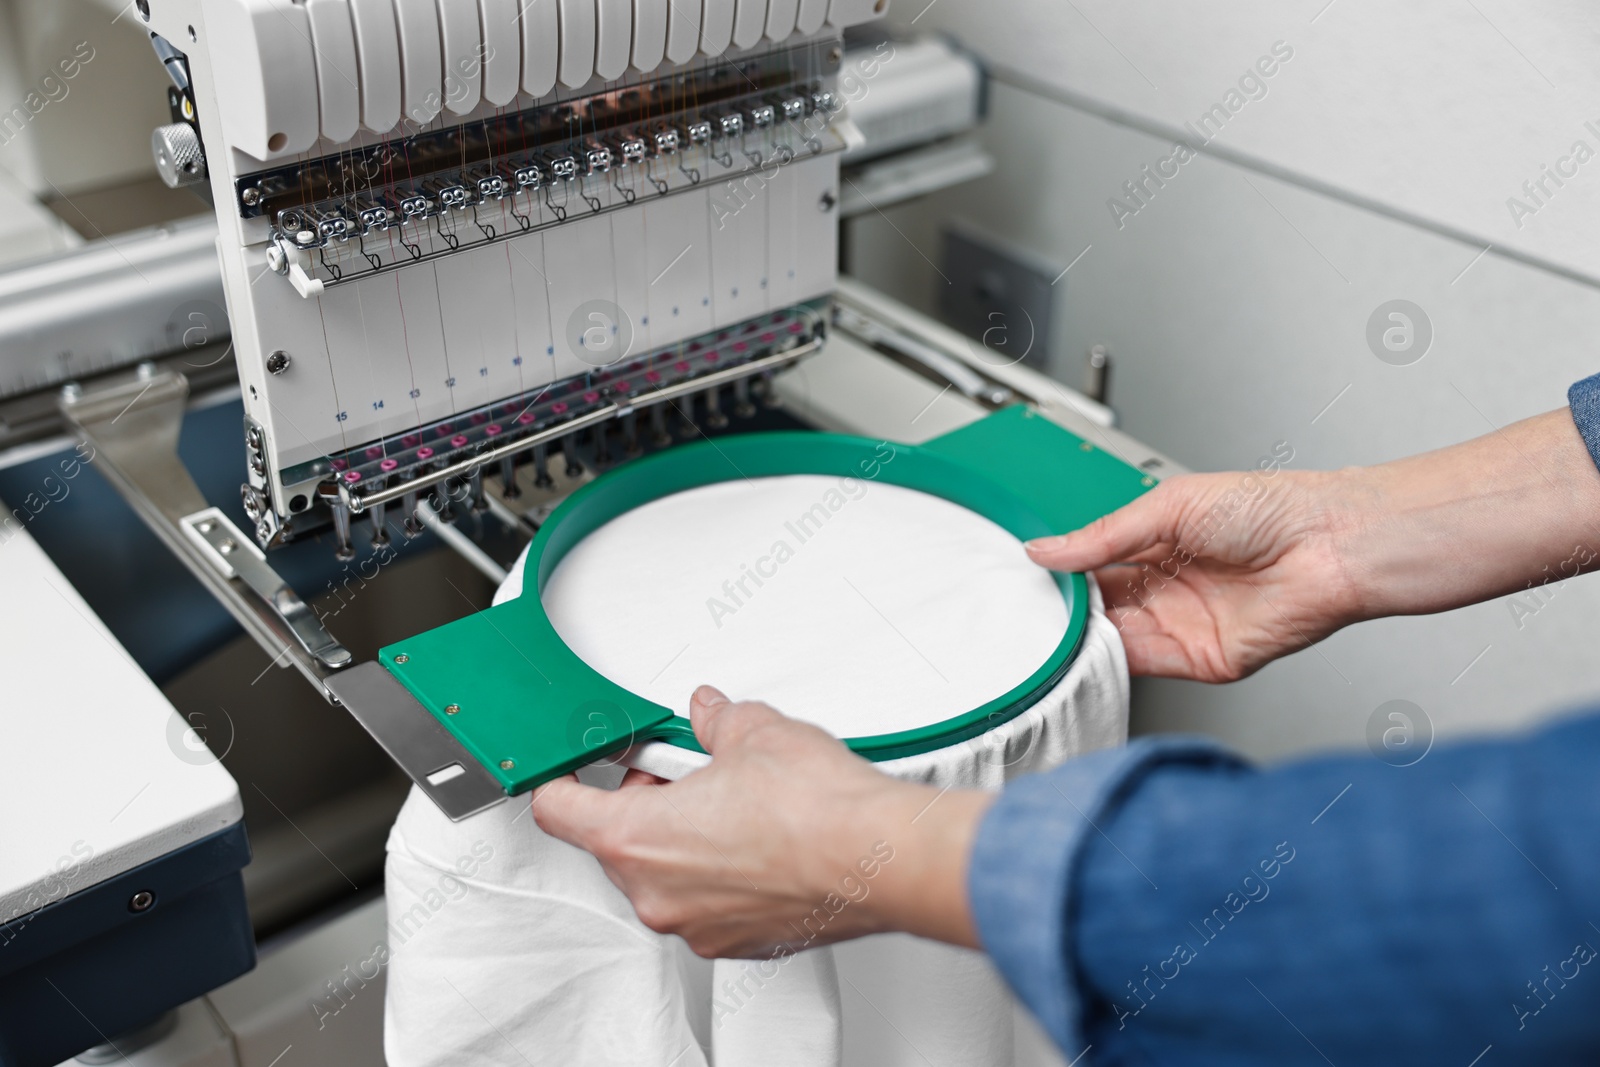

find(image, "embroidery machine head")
[135,0,881,559]
[51,0,893,700]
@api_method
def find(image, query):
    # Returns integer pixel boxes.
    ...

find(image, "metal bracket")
[58,370,351,696]
[179,507,351,671]
[325,663,507,821]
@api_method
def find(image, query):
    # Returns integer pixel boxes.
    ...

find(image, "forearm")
[1339,407,1600,620]
[1072,711,1600,1062]
[971,709,1600,1063]
[816,779,993,950]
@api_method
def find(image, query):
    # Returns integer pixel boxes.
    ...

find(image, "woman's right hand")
[1026,407,1600,682]
[1025,469,1363,682]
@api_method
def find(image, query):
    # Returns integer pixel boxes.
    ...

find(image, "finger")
[1025,479,1201,573]
[691,684,730,711]
[688,684,732,750]
[1094,569,1164,632]
[688,686,781,753]
[1119,630,1202,679]
[1095,563,1173,617]
[530,775,617,848]
[619,767,669,788]
[530,771,578,801]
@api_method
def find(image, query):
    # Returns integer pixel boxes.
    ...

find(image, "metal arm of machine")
[54,366,603,821]
[55,369,508,819]
[57,370,351,696]
[325,662,506,821]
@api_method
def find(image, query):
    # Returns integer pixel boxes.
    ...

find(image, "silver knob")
[152,122,206,188]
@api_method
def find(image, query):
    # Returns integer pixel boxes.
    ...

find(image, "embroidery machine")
[0,3,1177,1063]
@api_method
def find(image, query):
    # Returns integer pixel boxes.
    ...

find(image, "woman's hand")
[532,686,993,959]
[1025,469,1361,682]
[1027,408,1600,682]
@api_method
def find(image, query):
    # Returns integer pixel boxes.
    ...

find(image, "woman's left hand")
[532,686,993,958]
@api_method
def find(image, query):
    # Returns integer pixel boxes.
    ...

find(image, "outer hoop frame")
[383,429,1089,793]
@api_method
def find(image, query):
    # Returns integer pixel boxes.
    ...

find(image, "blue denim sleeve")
[967,736,1249,1057]
[972,708,1600,1066]
[1569,372,1600,472]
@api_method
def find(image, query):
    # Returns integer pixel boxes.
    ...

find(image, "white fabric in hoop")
[384,474,1130,1066]
[543,475,1070,743]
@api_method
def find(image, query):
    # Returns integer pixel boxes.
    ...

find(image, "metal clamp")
[179,507,350,671]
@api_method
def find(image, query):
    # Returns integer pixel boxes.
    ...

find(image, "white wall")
[850,10,1600,761]
[890,0,1600,287]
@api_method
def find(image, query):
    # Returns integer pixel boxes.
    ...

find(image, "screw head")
[394,653,409,664]
[129,890,155,912]
[1141,476,1156,487]
[241,186,262,207]
[218,537,236,554]
[240,486,265,523]
[266,350,292,376]
[499,759,515,770]
[818,190,837,213]
[445,703,460,715]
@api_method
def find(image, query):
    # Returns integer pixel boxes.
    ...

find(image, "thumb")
[688,684,781,753]
[1025,480,1190,572]
[531,774,616,848]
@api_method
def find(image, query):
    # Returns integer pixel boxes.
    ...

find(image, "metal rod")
[759,369,782,407]
[622,411,641,456]
[415,500,509,585]
[498,454,520,498]
[649,404,671,447]
[703,386,728,428]
[343,338,819,513]
[481,486,536,537]
[401,482,424,538]
[560,432,583,477]
[675,393,698,435]
[531,443,552,487]
[369,498,390,548]
[428,463,450,515]
[320,484,356,560]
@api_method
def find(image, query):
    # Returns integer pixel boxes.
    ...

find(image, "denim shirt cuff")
[1569,372,1600,474]
[967,736,1246,1057]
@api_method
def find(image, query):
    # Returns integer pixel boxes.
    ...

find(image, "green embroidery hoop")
[381,407,1151,796]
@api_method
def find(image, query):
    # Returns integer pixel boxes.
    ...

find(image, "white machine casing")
[140,0,885,549]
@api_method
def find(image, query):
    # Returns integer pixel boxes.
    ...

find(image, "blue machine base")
[0,822,255,1067]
